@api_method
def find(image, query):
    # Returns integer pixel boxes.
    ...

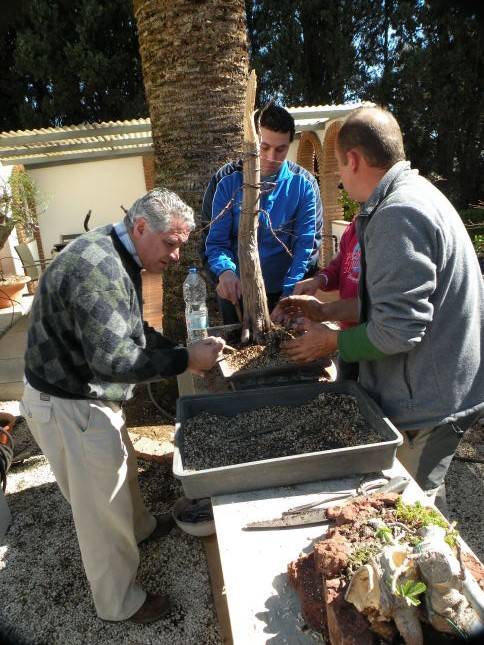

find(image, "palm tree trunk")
[133,0,248,341]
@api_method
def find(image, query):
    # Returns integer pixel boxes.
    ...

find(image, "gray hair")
[124,187,195,233]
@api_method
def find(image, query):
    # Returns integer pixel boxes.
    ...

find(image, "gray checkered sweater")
[24,226,189,401]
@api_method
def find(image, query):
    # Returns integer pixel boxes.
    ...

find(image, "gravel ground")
[0,402,222,645]
[446,421,484,561]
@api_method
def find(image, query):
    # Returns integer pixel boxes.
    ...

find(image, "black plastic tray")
[218,355,335,390]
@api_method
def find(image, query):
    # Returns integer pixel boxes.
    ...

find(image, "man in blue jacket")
[278,106,483,512]
[202,104,323,323]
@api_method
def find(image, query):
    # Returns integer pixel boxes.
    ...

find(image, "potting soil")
[183,393,384,470]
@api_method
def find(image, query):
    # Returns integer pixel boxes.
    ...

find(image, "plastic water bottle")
[183,267,208,343]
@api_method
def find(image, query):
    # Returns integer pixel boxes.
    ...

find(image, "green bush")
[338,189,360,222]
[473,234,484,256]
[458,208,484,255]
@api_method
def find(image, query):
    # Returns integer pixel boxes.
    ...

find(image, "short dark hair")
[337,107,405,169]
[254,104,295,142]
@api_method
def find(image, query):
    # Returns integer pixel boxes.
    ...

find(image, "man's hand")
[216,270,241,305]
[281,323,338,363]
[272,277,323,323]
[187,336,225,376]
[293,275,322,296]
[270,299,286,324]
[276,295,328,323]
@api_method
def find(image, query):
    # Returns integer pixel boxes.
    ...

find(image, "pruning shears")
[243,475,410,530]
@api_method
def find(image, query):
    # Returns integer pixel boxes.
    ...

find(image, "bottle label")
[187,311,207,330]
[189,328,208,342]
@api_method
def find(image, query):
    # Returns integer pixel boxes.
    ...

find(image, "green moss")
[395,498,459,548]
[444,526,459,549]
[407,535,423,548]
[347,543,381,570]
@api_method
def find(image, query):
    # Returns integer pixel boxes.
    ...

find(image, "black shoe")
[139,513,175,545]
[129,593,171,624]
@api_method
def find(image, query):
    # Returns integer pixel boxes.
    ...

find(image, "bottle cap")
[189,267,197,273]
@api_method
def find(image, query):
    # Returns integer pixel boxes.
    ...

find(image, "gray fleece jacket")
[357,161,483,430]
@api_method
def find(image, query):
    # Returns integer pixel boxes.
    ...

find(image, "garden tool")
[243,475,410,530]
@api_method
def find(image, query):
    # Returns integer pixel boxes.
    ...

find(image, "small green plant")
[395,498,447,527]
[375,525,393,544]
[347,543,381,571]
[407,535,423,548]
[395,579,427,607]
[395,499,459,548]
[446,617,470,640]
[444,524,459,549]
[338,188,359,222]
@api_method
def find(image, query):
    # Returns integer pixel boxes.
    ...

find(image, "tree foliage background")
[246,0,483,209]
[0,0,146,131]
[0,0,482,210]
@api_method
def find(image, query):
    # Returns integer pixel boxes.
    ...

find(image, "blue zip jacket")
[204,160,321,295]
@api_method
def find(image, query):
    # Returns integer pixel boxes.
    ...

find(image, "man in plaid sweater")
[20,188,225,624]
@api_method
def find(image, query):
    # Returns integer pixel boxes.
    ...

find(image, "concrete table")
[212,460,424,645]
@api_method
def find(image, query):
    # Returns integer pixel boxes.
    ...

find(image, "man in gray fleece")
[21,188,225,624]
[279,106,483,511]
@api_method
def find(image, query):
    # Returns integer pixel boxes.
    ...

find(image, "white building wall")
[29,156,146,257]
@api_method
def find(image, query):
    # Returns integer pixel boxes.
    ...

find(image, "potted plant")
[331,189,360,253]
[0,168,40,308]
[338,187,360,223]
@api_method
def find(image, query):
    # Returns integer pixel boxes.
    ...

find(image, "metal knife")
[243,475,410,530]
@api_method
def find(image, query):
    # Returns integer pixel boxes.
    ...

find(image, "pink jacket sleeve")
[319,219,357,291]
[319,251,342,291]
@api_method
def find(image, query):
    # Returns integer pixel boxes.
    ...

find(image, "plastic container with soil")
[217,329,336,389]
[218,355,336,389]
[173,381,403,499]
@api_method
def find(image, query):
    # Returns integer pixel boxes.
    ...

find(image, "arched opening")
[297,125,345,265]
[319,120,345,265]
[296,131,323,187]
